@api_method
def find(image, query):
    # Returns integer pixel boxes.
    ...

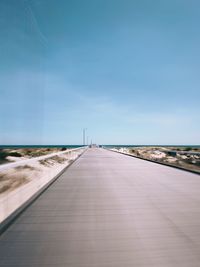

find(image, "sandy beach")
[111,146,200,173]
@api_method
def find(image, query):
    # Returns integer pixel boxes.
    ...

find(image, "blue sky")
[0,0,199,145]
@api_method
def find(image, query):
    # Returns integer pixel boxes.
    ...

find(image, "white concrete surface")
[1,148,200,266]
[0,147,86,223]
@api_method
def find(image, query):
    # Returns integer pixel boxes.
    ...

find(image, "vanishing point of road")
[1,148,200,266]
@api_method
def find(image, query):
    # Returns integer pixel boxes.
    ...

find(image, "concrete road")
[1,148,200,267]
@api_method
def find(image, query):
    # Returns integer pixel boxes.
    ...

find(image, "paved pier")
[1,148,200,266]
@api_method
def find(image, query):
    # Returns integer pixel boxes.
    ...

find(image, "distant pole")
[83,128,87,146]
[87,136,89,146]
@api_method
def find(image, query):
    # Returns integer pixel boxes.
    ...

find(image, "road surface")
[1,148,200,266]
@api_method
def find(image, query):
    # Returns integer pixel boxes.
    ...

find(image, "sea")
[0,145,83,149]
[0,145,199,149]
[104,145,200,148]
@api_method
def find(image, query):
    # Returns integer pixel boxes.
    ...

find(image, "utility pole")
[83,128,87,146]
[87,136,89,146]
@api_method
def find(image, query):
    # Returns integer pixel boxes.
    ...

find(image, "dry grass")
[127,147,200,173]
[0,165,39,194]
[0,172,29,194]
[39,156,66,166]
[0,148,72,194]
[15,165,36,171]
[0,148,68,165]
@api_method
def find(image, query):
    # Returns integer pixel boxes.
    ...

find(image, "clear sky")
[0,0,199,145]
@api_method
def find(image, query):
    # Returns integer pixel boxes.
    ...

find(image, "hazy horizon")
[0,0,200,145]
[0,144,200,147]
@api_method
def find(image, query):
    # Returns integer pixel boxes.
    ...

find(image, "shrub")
[0,150,8,161]
[185,147,192,151]
[9,151,22,157]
